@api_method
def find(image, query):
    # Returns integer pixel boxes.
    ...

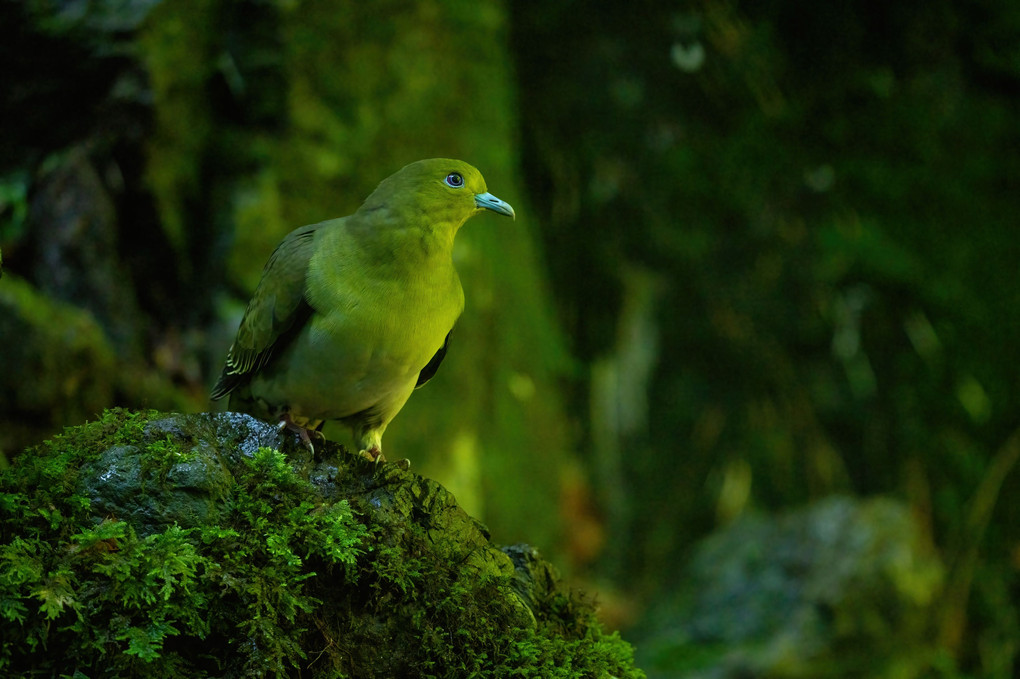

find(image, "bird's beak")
[474,192,516,220]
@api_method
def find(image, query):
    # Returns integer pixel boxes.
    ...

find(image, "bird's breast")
[253,266,463,421]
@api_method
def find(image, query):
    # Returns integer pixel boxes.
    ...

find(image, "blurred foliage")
[511,0,1020,674]
[0,271,200,455]
[0,274,115,449]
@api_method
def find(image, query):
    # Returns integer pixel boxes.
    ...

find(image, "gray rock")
[636,496,943,679]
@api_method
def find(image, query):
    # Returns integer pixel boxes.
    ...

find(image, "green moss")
[1,411,368,677]
[1,410,643,677]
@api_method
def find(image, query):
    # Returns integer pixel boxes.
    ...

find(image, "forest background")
[2,1,1019,676]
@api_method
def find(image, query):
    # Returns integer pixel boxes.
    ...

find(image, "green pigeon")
[211,158,514,461]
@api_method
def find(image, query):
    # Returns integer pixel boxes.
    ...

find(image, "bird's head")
[359,158,515,233]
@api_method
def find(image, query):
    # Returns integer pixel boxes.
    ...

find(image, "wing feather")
[211,223,321,399]
[415,330,452,388]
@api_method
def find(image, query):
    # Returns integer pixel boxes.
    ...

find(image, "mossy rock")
[0,409,643,678]
[634,497,943,678]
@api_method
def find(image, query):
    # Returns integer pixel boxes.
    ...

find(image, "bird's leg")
[356,429,388,464]
[355,428,410,467]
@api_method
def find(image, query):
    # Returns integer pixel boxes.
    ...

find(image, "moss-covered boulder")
[0,409,643,678]
[634,497,943,678]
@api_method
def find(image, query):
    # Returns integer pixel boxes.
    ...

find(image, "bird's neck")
[307,211,464,318]
[348,205,464,266]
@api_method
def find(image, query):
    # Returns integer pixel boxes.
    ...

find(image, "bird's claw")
[278,415,318,455]
[359,446,387,465]
[357,448,410,470]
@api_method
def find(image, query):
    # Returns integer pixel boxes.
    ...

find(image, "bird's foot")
[358,447,410,470]
[359,445,387,464]
[277,414,321,455]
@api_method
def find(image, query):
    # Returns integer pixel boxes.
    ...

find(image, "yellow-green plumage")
[211,159,514,460]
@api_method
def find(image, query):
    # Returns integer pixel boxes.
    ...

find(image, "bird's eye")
[444,172,464,188]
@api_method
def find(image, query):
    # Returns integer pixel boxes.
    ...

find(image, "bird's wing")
[211,222,321,399]
[415,330,452,388]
